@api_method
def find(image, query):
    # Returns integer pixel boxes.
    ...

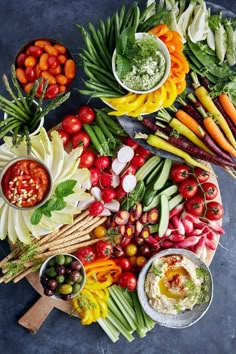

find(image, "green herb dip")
[116,34,166,91]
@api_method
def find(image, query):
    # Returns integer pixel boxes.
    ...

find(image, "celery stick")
[107,312,135,342]
[107,297,132,332]
[130,291,146,338]
[97,318,120,343]
[120,288,133,307]
[142,309,156,331]
[111,286,137,321]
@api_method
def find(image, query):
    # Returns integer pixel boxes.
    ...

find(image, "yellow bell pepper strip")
[102,288,109,302]
[86,265,119,280]
[96,298,108,319]
[146,134,210,171]
[91,289,107,300]
[103,92,137,105]
[96,267,122,282]
[81,289,101,321]
[163,78,178,108]
[84,274,113,290]
[81,308,94,325]
[109,94,148,116]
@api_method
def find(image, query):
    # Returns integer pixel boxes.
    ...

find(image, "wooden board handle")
[18,296,55,334]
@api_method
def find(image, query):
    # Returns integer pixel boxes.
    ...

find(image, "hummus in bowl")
[137,249,213,328]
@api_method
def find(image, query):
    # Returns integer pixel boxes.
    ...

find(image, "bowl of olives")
[39,253,85,300]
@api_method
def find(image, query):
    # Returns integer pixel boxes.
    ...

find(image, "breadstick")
[13,265,42,283]
[48,234,91,251]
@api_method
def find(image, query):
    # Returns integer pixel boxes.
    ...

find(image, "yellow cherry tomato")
[136,256,147,268]
[125,243,138,257]
[129,256,137,267]
[94,225,107,239]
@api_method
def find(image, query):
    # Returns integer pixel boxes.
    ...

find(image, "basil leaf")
[30,209,43,225]
[116,54,131,79]
[43,209,52,217]
[55,180,77,198]
[50,197,66,211]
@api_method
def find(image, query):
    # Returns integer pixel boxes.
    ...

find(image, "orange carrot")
[218,93,236,125]
[175,110,204,137]
[203,117,236,157]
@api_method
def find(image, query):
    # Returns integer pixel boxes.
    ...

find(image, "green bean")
[139,2,156,24]
[99,20,106,42]
[108,16,116,53]
[105,17,111,42]
[88,22,111,69]
[95,110,117,148]
[83,65,97,81]
[80,49,95,63]
[85,69,123,93]
[83,124,105,155]
[138,10,170,32]
[132,5,140,33]
[121,3,137,31]
[118,4,126,30]
[93,125,111,156]
[79,89,122,98]
[84,80,117,93]
[114,10,120,44]
[84,62,117,81]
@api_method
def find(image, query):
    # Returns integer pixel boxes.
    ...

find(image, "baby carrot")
[218,93,236,125]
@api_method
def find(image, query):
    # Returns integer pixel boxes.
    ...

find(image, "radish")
[181,217,194,234]
[122,174,137,193]
[206,220,225,235]
[125,137,139,150]
[195,236,206,258]
[131,155,145,167]
[111,174,120,188]
[112,158,127,175]
[95,156,110,170]
[117,145,134,164]
[90,186,102,200]
[171,216,185,235]
[169,204,184,219]
[100,173,113,187]
[104,200,120,212]
[175,236,200,248]
[102,188,116,203]
[170,233,186,242]
[89,167,101,186]
[205,238,217,250]
[99,208,112,216]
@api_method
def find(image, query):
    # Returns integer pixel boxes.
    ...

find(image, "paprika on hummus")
[1,159,51,208]
[144,255,210,315]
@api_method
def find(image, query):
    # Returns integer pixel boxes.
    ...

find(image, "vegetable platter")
[0,0,234,347]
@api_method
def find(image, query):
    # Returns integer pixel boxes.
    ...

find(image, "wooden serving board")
[18,125,222,333]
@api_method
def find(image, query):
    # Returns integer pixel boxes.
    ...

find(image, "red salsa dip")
[1,159,51,208]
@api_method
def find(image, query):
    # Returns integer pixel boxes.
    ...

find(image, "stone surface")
[0,1,236,353]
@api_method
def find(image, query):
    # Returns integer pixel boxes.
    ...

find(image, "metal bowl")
[137,249,213,328]
[0,156,52,210]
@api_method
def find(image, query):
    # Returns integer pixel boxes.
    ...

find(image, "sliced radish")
[90,187,102,200]
[117,145,134,164]
[99,208,112,216]
[81,178,92,190]
[112,158,127,175]
[78,196,95,210]
[111,174,120,188]
[122,174,137,193]
[104,200,120,212]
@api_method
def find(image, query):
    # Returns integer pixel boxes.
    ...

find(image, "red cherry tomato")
[200,182,218,200]
[170,163,191,183]
[136,146,151,158]
[95,240,113,259]
[118,272,137,291]
[125,137,139,150]
[48,55,59,69]
[79,149,95,168]
[118,257,131,271]
[140,244,152,258]
[194,168,210,183]
[89,167,101,186]
[25,67,36,82]
[178,179,198,199]
[28,45,43,57]
[76,246,96,265]
[205,201,224,221]
[62,115,82,135]
[56,129,70,146]
[77,105,95,124]
[102,188,116,203]
[89,200,104,216]
[46,84,60,99]
[16,53,27,68]
[185,196,205,217]
[131,155,145,167]
[95,156,110,170]
[71,131,90,148]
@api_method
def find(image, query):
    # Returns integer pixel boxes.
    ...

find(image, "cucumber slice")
[153,159,172,191]
[135,156,161,181]
[145,160,164,184]
[158,194,169,237]
[168,194,184,211]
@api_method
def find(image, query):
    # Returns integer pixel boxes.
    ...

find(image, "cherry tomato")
[125,243,138,257]
[200,182,218,200]
[62,115,82,135]
[25,67,36,82]
[206,201,224,221]
[94,225,107,239]
[71,131,90,148]
[136,146,151,158]
[46,84,60,99]
[140,244,151,258]
[76,246,96,265]
[56,129,70,146]
[25,55,37,67]
[77,105,95,124]
[129,256,137,267]
[170,163,191,183]
[89,200,104,216]
[79,149,95,168]
[125,137,139,150]
[89,167,101,186]
[194,168,210,183]
[28,45,43,57]
[185,196,205,217]
[133,236,145,247]
[102,188,116,203]
[178,179,198,199]
[48,55,59,69]
[118,258,131,271]
[131,155,145,167]
[95,156,110,170]
[96,240,113,259]
[16,53,27,68]
[136,256,147,268]
[118,272,137,291]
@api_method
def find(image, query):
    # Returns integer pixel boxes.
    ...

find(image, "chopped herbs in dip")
[115,31,166,91]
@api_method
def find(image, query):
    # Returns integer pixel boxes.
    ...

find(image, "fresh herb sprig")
[30,180,77,225]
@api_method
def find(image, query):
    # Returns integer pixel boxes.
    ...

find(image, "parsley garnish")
[152,265,163,277]
[174,303,183,314]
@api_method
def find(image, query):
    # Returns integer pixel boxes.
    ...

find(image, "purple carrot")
[213,97,236,136]
[140,118,236,169]
[199,76,211,89]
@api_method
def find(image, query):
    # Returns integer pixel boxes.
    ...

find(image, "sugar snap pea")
[83,124,105,155]
[93,125,111,156]
[95,110,117,149]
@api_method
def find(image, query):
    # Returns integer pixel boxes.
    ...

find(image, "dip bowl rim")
[137,248,213,328]
[112,32,171,95]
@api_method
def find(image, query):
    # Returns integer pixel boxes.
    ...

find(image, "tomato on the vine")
[194,168,210,183]
[56,129,70,146]
[118,272,137,291]
[79,149,95,168]
[206,201,224,221]
[178,179,198,199]
[77,105,95,124]
[185,196,205,217]
[76,246,96,265]
[200,182,218,200]
[71,131,90,148]
[62,115,82,134]
[96,240,113,259]
[170,163,191,182]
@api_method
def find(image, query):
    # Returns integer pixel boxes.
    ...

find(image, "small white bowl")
[137,249,213,328]
[112,32,171,94]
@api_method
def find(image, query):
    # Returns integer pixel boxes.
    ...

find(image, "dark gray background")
[0,1,235,353]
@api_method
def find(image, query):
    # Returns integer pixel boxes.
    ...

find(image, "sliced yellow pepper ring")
[91,289,106,300]
[163,78,177,108]
[109,94,148,116]
[96,267,122,282]
[84,274,113,290]
[97,298,108,319]
[103,92,137,105]
[84,259,116,272]
[81,289,101,321]
[102,288,109,302]
[81,308,94,325]
[86,265,119,279]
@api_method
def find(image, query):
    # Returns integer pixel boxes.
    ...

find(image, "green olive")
[56,254,65,265]
[45,267,57,278]
[56,275,65,284]
[76,273,84,284]
[65,279,74,285]
[64,255,73,266]
[72,283,81,294]
[48,258,56,267]
[59,284,73,295]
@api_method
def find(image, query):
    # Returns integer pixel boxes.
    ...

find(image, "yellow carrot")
[146,134,210,171]
[195,86,236,148]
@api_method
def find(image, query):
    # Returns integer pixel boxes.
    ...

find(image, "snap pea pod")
[121,3,137,32]
[79,89,122,98]
[88,22,112,69]
[187,40,217,67]
[93,125,111,156]
[95,110,117,149]
[139,2,156,24]
[83,124,105,155]
[98,110,126,136]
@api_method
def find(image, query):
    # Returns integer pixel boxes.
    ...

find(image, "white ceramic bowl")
[39,253,86,300]
[137,249,213,328]
[112,32,171,94]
